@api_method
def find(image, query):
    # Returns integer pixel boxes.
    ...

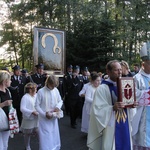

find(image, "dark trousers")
[69,99,83,125]
[64,96,70,115]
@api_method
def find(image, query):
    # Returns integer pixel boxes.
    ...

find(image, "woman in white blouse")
[20,82,38,150]
[81,72,101,133]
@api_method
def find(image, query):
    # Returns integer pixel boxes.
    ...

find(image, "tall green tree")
[0,0,150,72]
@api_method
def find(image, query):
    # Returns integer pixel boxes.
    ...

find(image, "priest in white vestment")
[87,60,136,150]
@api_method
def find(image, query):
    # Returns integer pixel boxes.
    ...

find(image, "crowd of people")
[1,41,150,150]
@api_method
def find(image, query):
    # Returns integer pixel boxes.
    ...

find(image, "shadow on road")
[8,115,88,150]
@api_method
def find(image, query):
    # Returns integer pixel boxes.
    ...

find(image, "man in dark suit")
[21,68,28,78]
[57,76,65,99]
[67,65,84,128]
[81,66,90,84]
[27,63,47,91]
[63,65,73,115]
[9,65,27,125]
[66,65,73,76]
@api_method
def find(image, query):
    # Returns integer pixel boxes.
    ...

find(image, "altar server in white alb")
[35,75,63,150]
[87,60,137,150]
[81,72,101,133]
[132,41,150,150]
[20,82,38,150]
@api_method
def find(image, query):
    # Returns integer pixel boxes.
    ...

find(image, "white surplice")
[35,86,63,150]
[79,82,91,96]
[81,84,97,133]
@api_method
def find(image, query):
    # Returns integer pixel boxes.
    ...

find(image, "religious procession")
[0,41,150,150]
[0,1,150,150]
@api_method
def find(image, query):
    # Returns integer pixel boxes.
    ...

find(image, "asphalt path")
[8,115,88,150]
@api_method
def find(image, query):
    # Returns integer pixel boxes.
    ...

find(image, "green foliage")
[0,0,150,72]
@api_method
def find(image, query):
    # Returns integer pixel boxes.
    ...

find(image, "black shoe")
[71,125,76,129]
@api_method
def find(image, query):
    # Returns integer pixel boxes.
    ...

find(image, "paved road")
[8,115,88,150]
